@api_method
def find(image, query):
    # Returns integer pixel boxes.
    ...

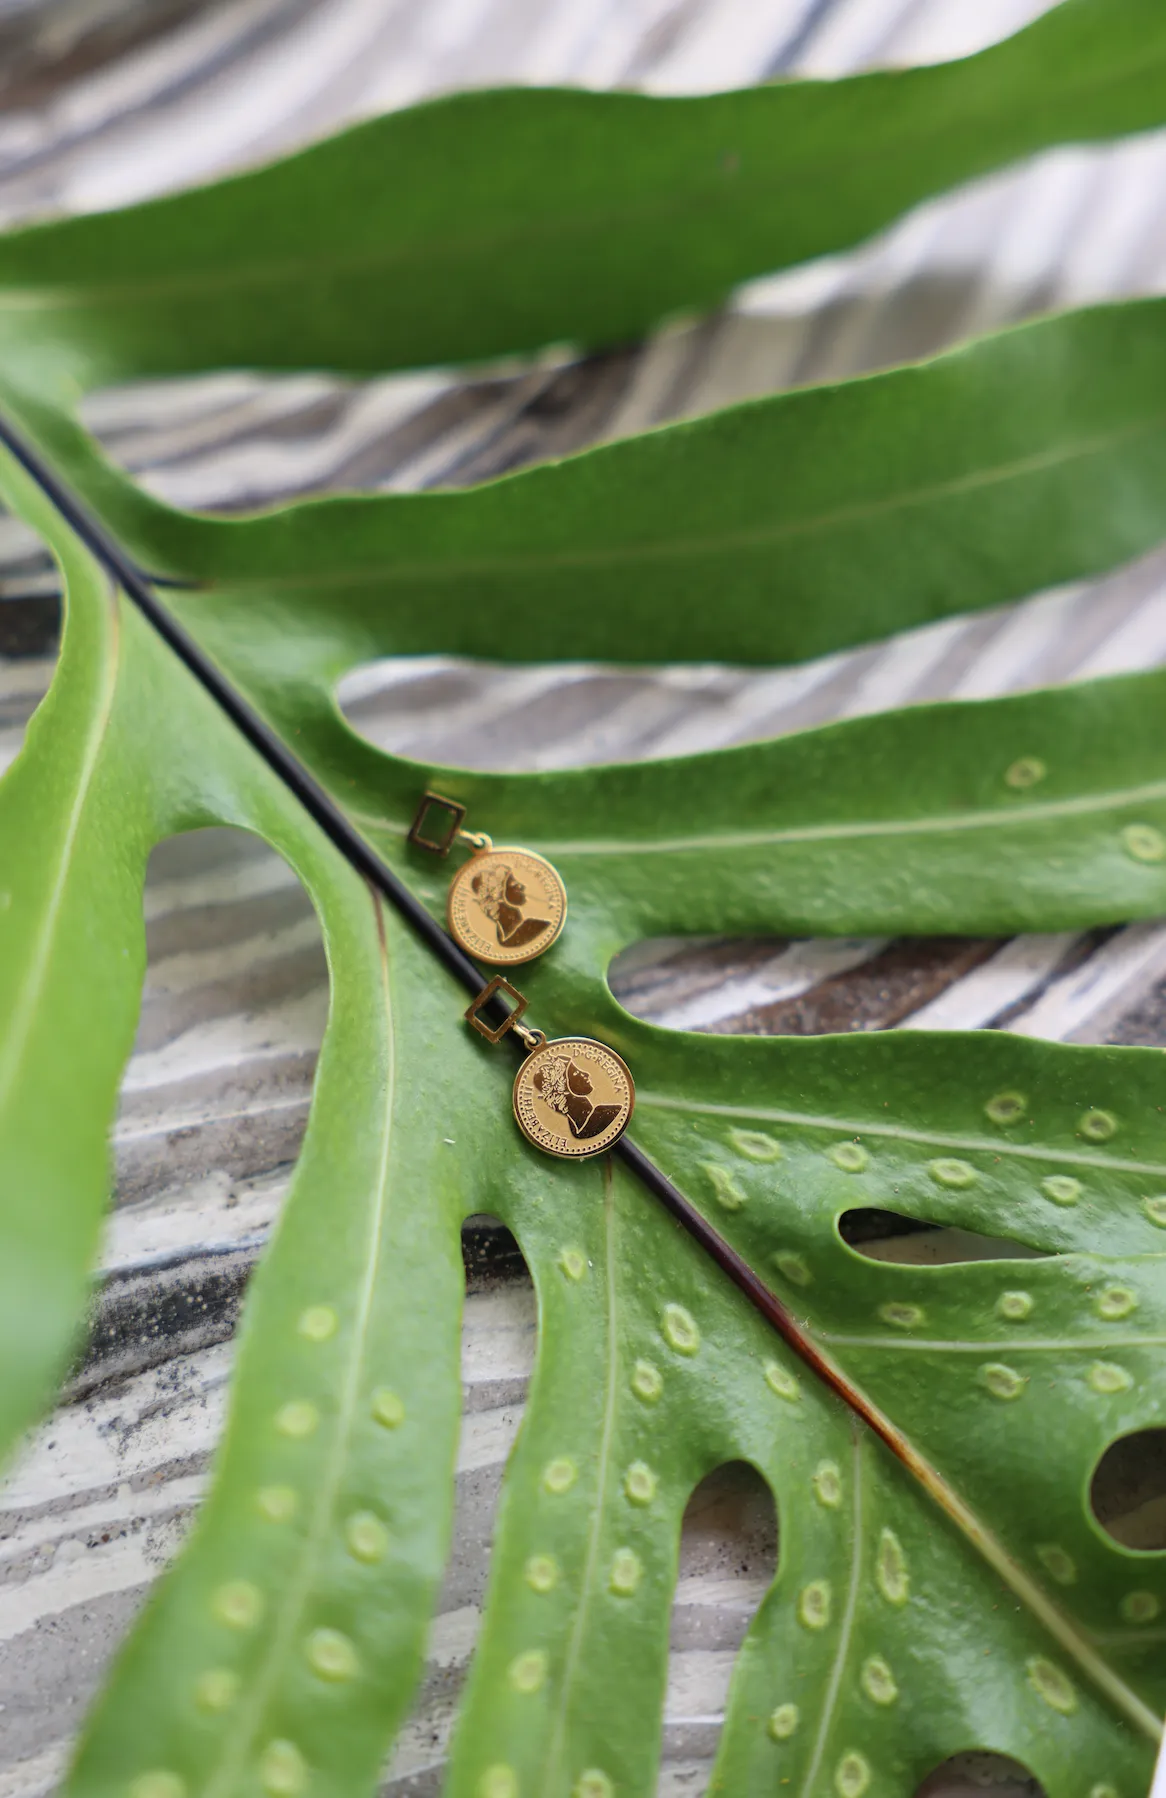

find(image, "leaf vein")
[201,885,396,1798]
[0,568,119,1121]
[541,1156,620,1789]
[637,1093,1166,1179]
[800,1424,864,1798]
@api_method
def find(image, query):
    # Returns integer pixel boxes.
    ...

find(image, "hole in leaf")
[82,828,329,1395]
[678,1459,778,1586]
[462,1214,528,1290]
[7,837,336,1738]
[0,503,61,778]
[391,1218,533,1785]
[116,828,328,1207]
[666,1462,777,1749]
[839,1209,1051,1266]
[1091,1430,1166,1550]
[437,1209,534,1594]
[914,1752,1046,1798]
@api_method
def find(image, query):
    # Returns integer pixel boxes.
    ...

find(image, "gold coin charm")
[408,792,568,968]
[447,847,567,967]
[513,1037,634,1159]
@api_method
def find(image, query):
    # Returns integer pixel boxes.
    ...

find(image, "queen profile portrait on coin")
[532,1053,623,1141]
[470,859,550,953]
[512,1035,634,1158]
[448,845,567,966]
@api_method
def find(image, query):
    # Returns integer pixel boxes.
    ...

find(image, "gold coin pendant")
[447,847,567,966]
[513,1037,635,1159]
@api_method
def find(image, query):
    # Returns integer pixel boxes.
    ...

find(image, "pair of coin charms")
[409,791,634,1160]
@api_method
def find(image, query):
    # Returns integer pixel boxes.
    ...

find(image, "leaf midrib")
[0,561,120,1119]
[798,1424,864,1798]
[538,774,1166,857]
[807,1333,1160,1737]
[212,412,1166,600]
[638,1094,1166,1180]
[820,1332,1166,1353]
[362,773,1166,871]
[541,1157,620,1791]
[200,887,396,1798]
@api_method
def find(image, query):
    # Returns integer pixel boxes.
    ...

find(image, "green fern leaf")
[3,13,1166,1797]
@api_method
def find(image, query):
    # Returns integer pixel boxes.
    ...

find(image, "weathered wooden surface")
[3,1,1166,1793]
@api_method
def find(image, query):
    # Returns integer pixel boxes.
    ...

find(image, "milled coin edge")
[447,847,568,966]
[511,1037,635,1159]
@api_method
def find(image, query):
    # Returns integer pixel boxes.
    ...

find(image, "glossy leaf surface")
[10,292,1166,676]
[5,445,1166,1798]
[0,0,1164,387]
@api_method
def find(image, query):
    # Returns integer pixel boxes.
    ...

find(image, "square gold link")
[408,790,467,856]
[464,976,529,1044]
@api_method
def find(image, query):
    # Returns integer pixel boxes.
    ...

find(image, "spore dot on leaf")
[1096,1285,1137,1321]
[1036,1544,1077,1585]
[478,1770,518,1798]
[1041,1175,1081,1206]
[876,1529,909,1606]
[860,1655,898,1706]
[573,1773,613,1798]
[835,1751,872,1798]
[1120,1590,1160,1623]
[985,1091,1027,1125]
[703,1161,747,1211]
[1144,1196,1166,1227]
[765,1361,801,1403]
[829,1141,869,1173]
[275,1401,319,1439]
[979,1362,1027,1401]
[256,1486,298,1523]
[1122,823,1166,864]
[370,1387,405,1428]
[996,1291,1033,1322]
[1088,1362,1133,1395]
[557,1247,588,1282]
[1025,1656,1077,1715]
[813,1461,842,1508]
[768,1703,799,1741]
[1079,1108,1118,1141]
[773,1251,812,1287]
[728,1128,782,1162]
[130,1774,184,1798]
[928,1158,976,1189]
[212,1581,264,1631]
[631,1359,663,1403]
[297,1305,337,1343]
[543,1457,578,1496]
[1005,757,1046,789]
[662,1303,700,1355]
[344,1510,389,1564]
[879,1302,924,1329]
[798,1579,831,1630]
[260,1740,308,1797]
[194,1669,240,1714]
[609,1548,642,1596]
[525,1554,559,1594]
[305,1628,359,1683]
[507,1649,548,1694]
[624,1461,658,1506]
[1090,1786,1119,1798]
